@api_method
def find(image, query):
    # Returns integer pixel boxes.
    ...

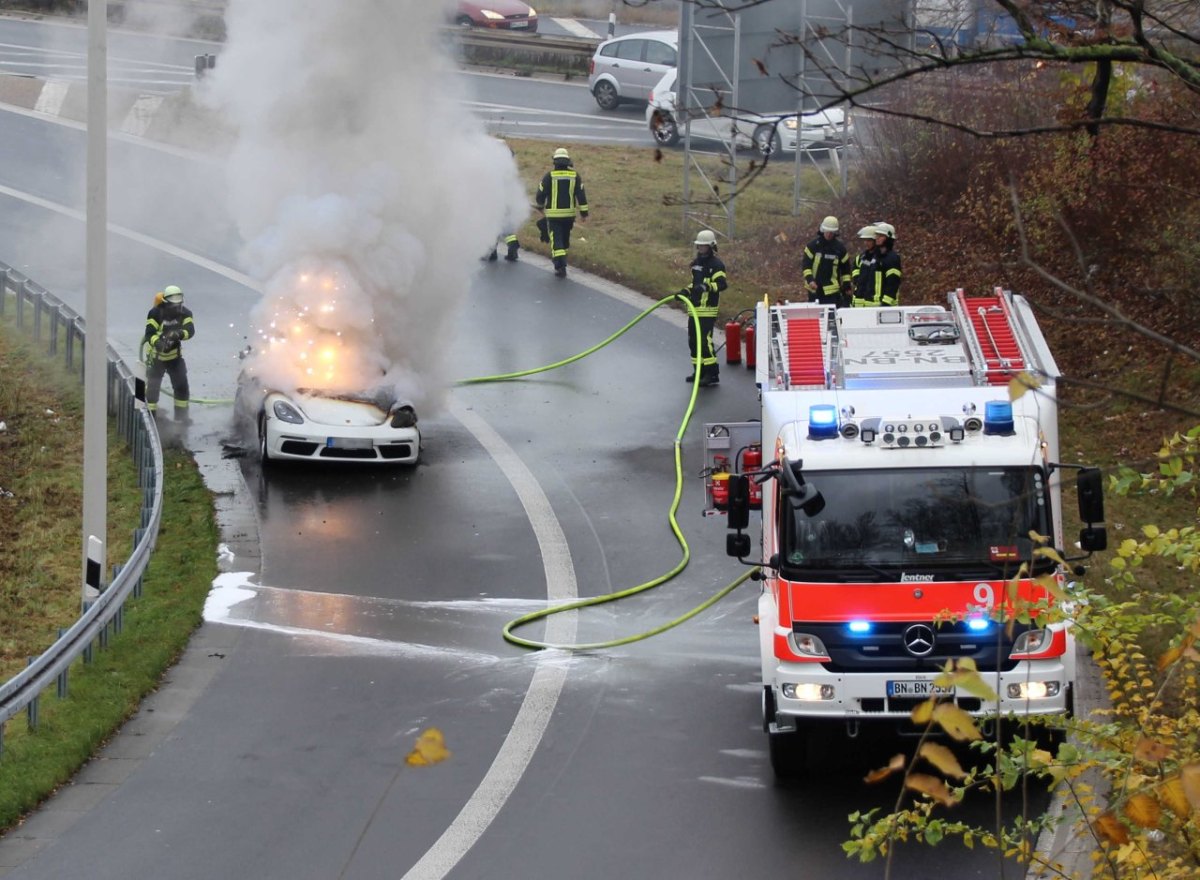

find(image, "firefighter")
[873,221,902,306]
[484,234,520,263]
[802,215,851,307]
[142,284,196,422]
[850,225,881,307]
[535,147,589,278]
[679,229,727,387]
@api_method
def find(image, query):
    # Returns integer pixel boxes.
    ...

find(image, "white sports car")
[238,380,420,466]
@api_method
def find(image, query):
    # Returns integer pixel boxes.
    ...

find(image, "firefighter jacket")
[878,248,902,306]
[685,252,727,318]
[802,235,850,303]
[143,302,195,362]
[850,248,879,307]
[536,162,589,219]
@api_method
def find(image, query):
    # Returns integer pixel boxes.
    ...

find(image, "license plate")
[887,680,955,698]
[509,21,530,28]
[327,437,373,449]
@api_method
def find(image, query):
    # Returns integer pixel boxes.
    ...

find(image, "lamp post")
[82,0,108,605]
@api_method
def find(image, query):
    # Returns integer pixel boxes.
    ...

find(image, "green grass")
[0,318,217,830]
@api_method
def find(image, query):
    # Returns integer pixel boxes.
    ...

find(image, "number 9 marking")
[974,583,995,608]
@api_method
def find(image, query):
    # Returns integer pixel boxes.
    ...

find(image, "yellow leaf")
[1033,545,1066,566]
[406,727,451,767]
[1181,764,1200,811]
[933,703,983,741]
[1134,737,1173,764]
[1008,371,1042,401]
[1028,530,1050,545]
[919,742,967,780]
[1158,645,1185,672]
[911,698,936,725]
[1159,777,1191,817]
[1123,794,1161,829]
[1142,524,1160,539]
[1094,811,1130,845]
[864,753,906,784]
[1033,574,1069,603]
[905,773,961,807]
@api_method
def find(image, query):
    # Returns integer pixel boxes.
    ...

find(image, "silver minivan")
[587,30,678,111]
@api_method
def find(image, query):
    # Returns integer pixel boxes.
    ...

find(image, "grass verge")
[0,318,217,831]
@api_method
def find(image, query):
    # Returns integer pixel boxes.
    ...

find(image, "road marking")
[33,80,68,116]
[391,401,578,880]
[551,17,602,39]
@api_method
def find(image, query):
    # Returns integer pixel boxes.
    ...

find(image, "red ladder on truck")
[950,287,1028,386]
[772,304,830,390]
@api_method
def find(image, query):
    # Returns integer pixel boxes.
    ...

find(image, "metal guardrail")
[0,264,164,756]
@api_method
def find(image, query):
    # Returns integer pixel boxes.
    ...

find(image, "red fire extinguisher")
[710,455,731,510]
[724,319,742,365]
[743,322,756,369]
[742,445,763,509]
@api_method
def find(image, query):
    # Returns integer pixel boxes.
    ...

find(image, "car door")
[633,38,677,103]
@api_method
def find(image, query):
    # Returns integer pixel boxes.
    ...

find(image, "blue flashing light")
[808,404,839,440]
[983,399,1014,435]
[848,620,872,634]
[967,618,991,632]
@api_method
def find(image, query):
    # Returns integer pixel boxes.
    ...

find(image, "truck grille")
[797,621,1029,673]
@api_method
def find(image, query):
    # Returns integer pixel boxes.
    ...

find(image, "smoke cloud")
[199,0,528,411]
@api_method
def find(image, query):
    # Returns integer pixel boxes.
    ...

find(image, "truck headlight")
[1007,681,1060,700]
[1011,629,1052,656]
[782,683,835,701]
[789,632,829,659]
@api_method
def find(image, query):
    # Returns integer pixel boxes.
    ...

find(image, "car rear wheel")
[753,124,782,158]
[649,108,679,146]
[593,80,619,111]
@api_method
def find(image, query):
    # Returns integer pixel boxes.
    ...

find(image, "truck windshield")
[780,466,1050,578]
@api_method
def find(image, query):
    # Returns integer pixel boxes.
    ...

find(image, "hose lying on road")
[458,293,758,651]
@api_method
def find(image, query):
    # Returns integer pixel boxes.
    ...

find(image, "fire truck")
[703,289,1107,777]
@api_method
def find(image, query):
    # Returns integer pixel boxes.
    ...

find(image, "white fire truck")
[703,289,1107,777]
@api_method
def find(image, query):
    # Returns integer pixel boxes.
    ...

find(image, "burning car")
[237,375,420,466]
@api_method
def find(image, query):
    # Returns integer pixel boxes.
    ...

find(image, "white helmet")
[856,225,878,240]
[873,221,895,240]
[553,147,570,160]
[694,229,717,248]
[163,284,184,304]
[819,215,839,234]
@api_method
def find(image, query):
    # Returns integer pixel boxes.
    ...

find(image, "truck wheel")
[768,729,808,780]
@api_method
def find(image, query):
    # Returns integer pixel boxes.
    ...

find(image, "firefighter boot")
[505,241,519,262]
[174,406,192,425]
[699,369,720,387]
[683,373,696,383]
[485,248,498,262]
[553,258,567,278]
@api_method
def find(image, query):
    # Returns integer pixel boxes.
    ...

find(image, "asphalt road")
[0,18,1047,879]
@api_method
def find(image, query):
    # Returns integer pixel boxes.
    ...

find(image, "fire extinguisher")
[724,319,742,365]
[710,455,731,510]
[742,444,763,509]
[743,322,756,369]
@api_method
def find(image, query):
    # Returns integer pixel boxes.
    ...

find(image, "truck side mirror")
[1080,526,1107,553]
[727,533,752,558]
[727,474,750,530]
[1077,467,1105,524]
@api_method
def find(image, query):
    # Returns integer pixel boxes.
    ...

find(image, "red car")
[454,0,538,32]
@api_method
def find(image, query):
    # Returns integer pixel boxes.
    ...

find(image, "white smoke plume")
[199,0,528,411]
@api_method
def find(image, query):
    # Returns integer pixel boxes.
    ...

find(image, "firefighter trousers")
[686,315,719,379]
[146,356,190,414]
[547,217,575,268]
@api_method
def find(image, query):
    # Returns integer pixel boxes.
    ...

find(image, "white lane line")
[33,80,68,116]
[468,100,647,126]
[551,17,602,39]
[397,400,578,880]
[0,182,259,290]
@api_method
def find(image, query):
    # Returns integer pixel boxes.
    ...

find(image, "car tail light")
[589,59,594,75]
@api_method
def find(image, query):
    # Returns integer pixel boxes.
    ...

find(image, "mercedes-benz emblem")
[902,624,936,657]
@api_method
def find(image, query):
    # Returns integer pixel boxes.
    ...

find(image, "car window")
[644,40,676,67]
[599,42,620,59]
[614,39,644,61]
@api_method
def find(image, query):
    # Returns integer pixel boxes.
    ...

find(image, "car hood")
[461,0,535,14]
[290,390,410,427]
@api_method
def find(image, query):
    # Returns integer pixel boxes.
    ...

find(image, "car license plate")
[887,680,954,698]
[510,20,530,28]
[327,437,373,450]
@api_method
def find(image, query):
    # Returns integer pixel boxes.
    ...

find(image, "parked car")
[588,29,678,110]
[645,68,852,156]
[453,0,538,32]
[236,373,421,466]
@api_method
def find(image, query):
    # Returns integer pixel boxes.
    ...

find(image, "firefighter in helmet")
[872,221,902,306]
[802,215,851,308]
[142,284,196,421]
[535,147,589,278]
[679,229,727,387]
[850,225,881,307]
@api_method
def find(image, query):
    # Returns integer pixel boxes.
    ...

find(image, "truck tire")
[768,729,808,780]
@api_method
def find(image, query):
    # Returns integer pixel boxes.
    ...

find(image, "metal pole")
[83,0,108,608]
[792,0,809,215]
[608,0,616,38]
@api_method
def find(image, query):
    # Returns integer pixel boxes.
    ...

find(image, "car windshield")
[780,466,1050,579]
